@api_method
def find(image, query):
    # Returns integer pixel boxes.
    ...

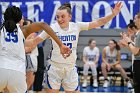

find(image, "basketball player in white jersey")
[82,39,99,88]
[0,6,70,93]
[32,2,123,93]
[101,39,132,88]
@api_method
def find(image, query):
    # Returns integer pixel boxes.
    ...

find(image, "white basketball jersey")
[105,46,117,64]
[83,46,99,62]
[40,22,89,64]
[0,24,26,74]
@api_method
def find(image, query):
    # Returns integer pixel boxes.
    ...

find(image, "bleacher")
[76,29,133,86]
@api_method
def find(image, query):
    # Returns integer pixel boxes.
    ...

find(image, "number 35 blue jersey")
[0,24,26,74]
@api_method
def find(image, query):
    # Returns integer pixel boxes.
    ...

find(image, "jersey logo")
[58,35,76,41]
[58,35,76,49]
[5,32,18,43]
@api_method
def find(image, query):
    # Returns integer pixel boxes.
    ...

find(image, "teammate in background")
[0,6,70,93]
[101,39,132,88]
[82,39,99,88]
[32,2,123,93]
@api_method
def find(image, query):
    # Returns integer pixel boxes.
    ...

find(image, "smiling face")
[56,9,72,29]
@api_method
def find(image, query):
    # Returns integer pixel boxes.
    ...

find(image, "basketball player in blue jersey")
[32,2,123,93]
[0,6,70,93]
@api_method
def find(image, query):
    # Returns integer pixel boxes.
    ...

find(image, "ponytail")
[4,20,17,32]
[3,6,22,32]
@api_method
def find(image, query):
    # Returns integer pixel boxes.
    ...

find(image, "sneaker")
[28,90,34,93]
[127,81,132,89]
[131,89,135,93]
[93,80,98,88]
[82,80,87,87]
[103,80,110,88]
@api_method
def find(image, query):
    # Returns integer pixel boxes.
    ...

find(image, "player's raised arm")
[88,2,123,29]
[21,22,70,55]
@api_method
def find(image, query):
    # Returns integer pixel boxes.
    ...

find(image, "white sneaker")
[127,81,132,89]
[82,80,87,87]
[28,90,34,93]
[103,80,110,88]
[93,80,98,88]
[131,89,135,93]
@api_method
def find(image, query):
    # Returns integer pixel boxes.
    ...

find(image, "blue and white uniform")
[105,46,117,64]
[26,47,38,72]
[0,24,27,93]
[39,22,89,91]
[83,46,99,76]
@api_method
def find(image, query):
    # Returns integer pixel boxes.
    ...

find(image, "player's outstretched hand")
[112,2,123,16]
[60,44,71,58]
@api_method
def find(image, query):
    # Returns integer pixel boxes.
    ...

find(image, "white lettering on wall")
[26,1,44,22]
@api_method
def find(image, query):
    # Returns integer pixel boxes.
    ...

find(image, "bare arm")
[33,34,50,47]
[94,55,99,64]
[21,22,62,47]
[88,2,122,29]
[83,56,87,64]
[102,48,108,64]
[112,51,121,66]
[120,32,140,55]
[89,14,115,29]
[21,22,70,55]
[83,48,87,64]
[94,48,100,64]
[25,33,36,47]
[128,43,140,55]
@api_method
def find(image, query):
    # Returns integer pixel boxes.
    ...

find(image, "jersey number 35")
[5,32,18,43]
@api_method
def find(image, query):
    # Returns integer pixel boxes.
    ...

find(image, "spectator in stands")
[101,39,132,88]
[82,39,99,88]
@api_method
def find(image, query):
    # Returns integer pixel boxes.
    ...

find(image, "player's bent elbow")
[39,22,49,27]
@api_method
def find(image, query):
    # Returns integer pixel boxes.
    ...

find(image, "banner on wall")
[0,0,139,29]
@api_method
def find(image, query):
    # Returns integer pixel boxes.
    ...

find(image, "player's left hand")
[112,2,123,16]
